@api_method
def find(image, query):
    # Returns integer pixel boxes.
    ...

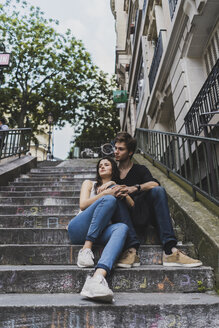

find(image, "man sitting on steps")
[113,131,202,268]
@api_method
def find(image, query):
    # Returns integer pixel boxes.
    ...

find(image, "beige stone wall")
[111,0,219,134]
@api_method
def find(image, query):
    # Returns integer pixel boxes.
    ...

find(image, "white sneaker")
[80,274,114,302]
[77,248,94,268]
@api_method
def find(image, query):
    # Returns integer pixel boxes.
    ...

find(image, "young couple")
[67,132,202,302]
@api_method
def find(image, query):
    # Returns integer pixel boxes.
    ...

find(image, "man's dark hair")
[0,118,6,125]
[114,131,137,157]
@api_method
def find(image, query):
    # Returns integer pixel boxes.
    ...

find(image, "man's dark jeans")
[133,186,177,249]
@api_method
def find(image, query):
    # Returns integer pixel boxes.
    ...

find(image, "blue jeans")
[146,186,177,248]
[112,198,140,250]
[68,195,133,275]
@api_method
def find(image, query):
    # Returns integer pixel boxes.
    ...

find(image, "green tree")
[68,71,120,158]
[0,0,96,131]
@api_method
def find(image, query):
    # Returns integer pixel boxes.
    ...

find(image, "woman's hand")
[97,181,116,194]
[102,185,120,196]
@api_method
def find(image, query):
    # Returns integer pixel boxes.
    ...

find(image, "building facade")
[110,0,219,137]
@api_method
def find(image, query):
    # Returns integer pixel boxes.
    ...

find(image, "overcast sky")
[28,0,116,159]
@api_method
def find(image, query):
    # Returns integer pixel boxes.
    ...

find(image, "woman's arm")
[79,180,117,211]
[125,195,134,208]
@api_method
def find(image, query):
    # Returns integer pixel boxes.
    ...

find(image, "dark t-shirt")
[118,164,159,227]
[118,164,159,187]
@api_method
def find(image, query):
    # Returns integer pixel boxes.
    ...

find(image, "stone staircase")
[0,160,218,327]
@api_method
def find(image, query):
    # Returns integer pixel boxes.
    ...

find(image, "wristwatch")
[135,184,141,192]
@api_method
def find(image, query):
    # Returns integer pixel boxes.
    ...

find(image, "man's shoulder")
[133,163,148,171]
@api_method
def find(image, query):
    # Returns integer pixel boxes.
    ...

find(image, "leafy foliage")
[0,0,96,130]
[0,0,120,151]
[74,72,120,142]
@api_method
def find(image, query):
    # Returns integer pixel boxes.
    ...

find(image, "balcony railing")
[168,0,178,19]
[148,30,166,92]
[184,59,219,136]
[143,0,148,14]
[0,128,31,160]
[136,128,219,207]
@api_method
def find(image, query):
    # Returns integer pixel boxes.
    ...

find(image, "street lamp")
[47,113,53,160]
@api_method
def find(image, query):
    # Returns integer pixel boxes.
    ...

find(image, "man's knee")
[149,186,166,198]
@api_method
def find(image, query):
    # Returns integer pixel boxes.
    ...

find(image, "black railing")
[143,0,148,14]
[136,128,219,206]
[184,59,219,136]
[148,30,165,92]
[0,128,31,160]
[168,0,178,19]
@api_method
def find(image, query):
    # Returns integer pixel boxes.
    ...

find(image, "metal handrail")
[184,59,219,136]
[143,0,148,14]
[148,30,166,92]
[0,128,32,160]
[136,128,219,206]
[168,0,178,19]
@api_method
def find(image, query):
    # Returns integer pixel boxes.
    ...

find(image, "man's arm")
[115,181,159,196]
[116,164,159,196]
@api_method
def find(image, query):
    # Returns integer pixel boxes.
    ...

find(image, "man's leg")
[147,186,202,267]
[112,199,141,268]
[147,186,177,251]
[112,198,140,250]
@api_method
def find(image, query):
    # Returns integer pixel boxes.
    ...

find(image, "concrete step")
[1,292,219,328]
[0,228,70,244]
[9,180,85,186]
[29,172,96,177]
[0,214,73,228]
[0,244,196,265]
[0,185,80,191]
[15,174,96,182]
[0,205,78,215]
[0,226,182,244]
[0,265,214,293]
[30,167,96,173]
[0,197,79,205]
[0,190,80,197]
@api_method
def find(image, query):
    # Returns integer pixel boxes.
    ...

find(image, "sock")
[164,240,177,255]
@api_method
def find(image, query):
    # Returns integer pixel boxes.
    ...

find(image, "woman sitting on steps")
[67,156,140,302]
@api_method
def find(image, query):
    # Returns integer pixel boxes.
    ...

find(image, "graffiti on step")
[149,313,182,328]
[22,216,71,228]
[16,206,75,216]
[180,274,196,287]
[157,275,174,291]
[4,311,183,327]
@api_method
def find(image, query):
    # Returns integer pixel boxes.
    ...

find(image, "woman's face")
[98,159,112,179]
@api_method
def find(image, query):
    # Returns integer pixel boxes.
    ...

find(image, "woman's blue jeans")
[68,195,136,275]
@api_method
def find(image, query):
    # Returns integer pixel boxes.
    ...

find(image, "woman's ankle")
[83,240,93,250]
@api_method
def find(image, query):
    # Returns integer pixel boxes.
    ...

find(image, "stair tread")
[0,264,211,271]
[0,292,218,306]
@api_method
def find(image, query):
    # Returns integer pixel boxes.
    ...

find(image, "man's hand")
[114,185,136,198]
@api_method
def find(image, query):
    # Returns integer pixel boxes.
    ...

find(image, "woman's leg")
[68,195,117,244]
[68,195,117,267]
[80,222,128,302]
[95,222,129,275]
